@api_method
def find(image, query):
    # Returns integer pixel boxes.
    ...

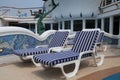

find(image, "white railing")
[0,6,43,18]
[99,0,120,14]
[100,0,120,8]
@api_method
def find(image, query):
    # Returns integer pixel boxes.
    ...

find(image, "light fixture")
[91,12,94,17]
[69,13,72,18]
[80,12,82,17]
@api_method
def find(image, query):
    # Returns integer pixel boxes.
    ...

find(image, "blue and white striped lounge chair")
[32,29,104,79]
[81,31,105,65]
[96,31,107,52]
[13,30,70,61]
[66,31,105,60]
[96,31,104,46]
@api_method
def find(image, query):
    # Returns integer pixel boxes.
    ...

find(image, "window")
[113,16,119,35]
[106,0,112,5]
[64,20,71,29]
[73,20,82,31]
[97,19,101,29]
[45,23,51,30]
[104,18,109,33]
[53,23,58,30]
[29,24,35,33]
[86,20,95,29]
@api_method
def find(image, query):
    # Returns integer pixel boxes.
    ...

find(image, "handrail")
[0,9,10,16]
[0,6,43,9]
[100,0,120,9]
[104,32,120,39]
[0,6,43,17]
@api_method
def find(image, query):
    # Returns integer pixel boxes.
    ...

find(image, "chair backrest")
[97,31,104,44]
[71,29,100,53]
[48,31,69,48]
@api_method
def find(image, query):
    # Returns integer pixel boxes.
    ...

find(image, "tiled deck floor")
[0,47,120,80]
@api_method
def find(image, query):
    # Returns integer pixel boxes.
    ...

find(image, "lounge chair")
[97,31,104,46]
[32,29,104,79]
[96,31,107,51]
[13,30,70,61]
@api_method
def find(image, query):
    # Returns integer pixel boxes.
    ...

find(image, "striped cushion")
[14,47,49,57]
[72,30,99,53]
[33,51,79,66]
[48,31,69,48]
[33,51,92,66]
[33,30,99,66]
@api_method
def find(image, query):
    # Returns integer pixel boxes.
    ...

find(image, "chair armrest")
[49,47,63,52]
[49,47,72,53]
[36,45,48,48]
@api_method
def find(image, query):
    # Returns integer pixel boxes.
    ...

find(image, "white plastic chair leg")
[60,62,80,79]
[103,45,107,51]
[31,57,41,66]
[19,56,33,62]
[20,57,27,61]
[96,54,104,66]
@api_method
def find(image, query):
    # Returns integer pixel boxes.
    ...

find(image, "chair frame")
[32,29,105,79]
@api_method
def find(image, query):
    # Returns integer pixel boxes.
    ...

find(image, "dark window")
[9,22,29,29]
[106,0,112,5]
[53,23,58,30]
[73,20,82,31]
[64,21,71,29]
[45,23,51,30]
[29,24,35,32]
[104,18,109,33]
[97,19,101,29]
[113,16,119,35]
[86,20,95,29]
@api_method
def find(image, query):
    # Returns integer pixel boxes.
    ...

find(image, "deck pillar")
[71,20,73,31]
[62,21,64,29]
[51,23,53,30]
[35,23,38,34]
[83,19,86,29]
[95,19,98,28]
[109,16,113,34]
[101,18,104,31]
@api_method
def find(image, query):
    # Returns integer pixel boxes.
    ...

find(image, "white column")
[62,21,64,29]
[71,20,73,31]
[51,23,53,30]
[109,16,113,34]
[35,23,37,34]
[101,18,104,31]
[58,22,60,30]
[83,19,86,29]
[95,19,98,28]
[0,19,2,26]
